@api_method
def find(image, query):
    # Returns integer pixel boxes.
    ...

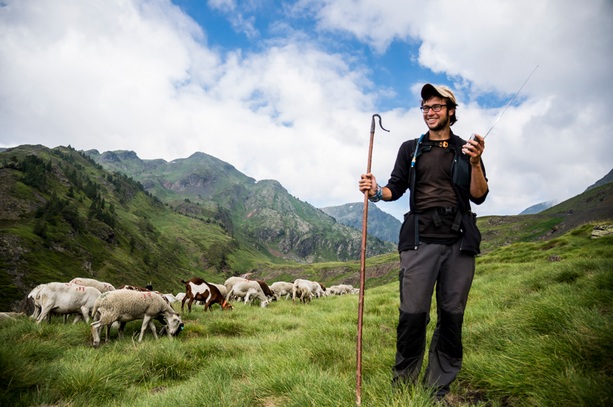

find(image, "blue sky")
[1,0,612,220]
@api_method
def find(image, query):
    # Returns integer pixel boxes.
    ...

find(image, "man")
[358,83,488,401]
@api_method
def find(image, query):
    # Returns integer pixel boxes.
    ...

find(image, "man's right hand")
[359,173,377,197]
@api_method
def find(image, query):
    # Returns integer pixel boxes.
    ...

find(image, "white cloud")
[305,0,613,217]
[1,0,612,222]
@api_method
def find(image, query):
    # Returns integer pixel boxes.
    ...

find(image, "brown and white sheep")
[181,278,233,312]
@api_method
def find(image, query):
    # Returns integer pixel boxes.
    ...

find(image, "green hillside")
[0,145,393,310]
[0,223,610,406]
[86,149,395,263]
[2,145,613,312]
[0,145,257,309]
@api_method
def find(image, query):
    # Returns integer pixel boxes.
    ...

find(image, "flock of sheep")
[20,275,358,347]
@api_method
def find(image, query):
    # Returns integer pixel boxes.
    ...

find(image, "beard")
[426,115,451,131]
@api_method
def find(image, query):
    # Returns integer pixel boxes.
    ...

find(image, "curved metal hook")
[370,114,390,133]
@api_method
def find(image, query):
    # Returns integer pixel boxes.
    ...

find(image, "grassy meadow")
[0,223,611,406]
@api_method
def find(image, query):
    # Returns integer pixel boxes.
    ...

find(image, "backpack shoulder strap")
[410,134,427,168]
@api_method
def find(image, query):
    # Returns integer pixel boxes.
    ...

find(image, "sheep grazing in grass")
[91,289,183,347]
[181,278,233,312]
[292,280,313,304]
[227,280,270,308]
[327,284,356,296]
[270,281,294,300]
[28,283,81,323]
[224,276,248,297]
[36,282,102,324]
[27,283,47,320]
[292,279,326,303]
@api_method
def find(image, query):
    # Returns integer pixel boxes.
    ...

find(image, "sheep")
[27,283,47,320]
[270,281,294,300]
[292,279,327,303]
[311,281,326,298]
[70,277,115,293]
[90,289,183,347]
[181,278,233,312]
[224,276,248,300]
[328,284,355,296]
[327,286,341,296]
[255,280,275,300]
[28,283,79,323]
[162,293,178,304]
[227,281,270,308]
[292,279,314,304]
[224,276,274,302]
[36,282,101,324]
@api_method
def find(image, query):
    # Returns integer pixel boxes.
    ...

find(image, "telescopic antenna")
[482,64,539,139]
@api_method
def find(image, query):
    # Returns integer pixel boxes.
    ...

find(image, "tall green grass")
[1,225,611,406]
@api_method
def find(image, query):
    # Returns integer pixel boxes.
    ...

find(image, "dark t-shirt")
[414,141,461,243]
[414,142,456,211]
[387,132,488,251]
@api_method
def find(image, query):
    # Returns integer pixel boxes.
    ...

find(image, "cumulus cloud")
[1,0,611,220]
[307,0,613,216]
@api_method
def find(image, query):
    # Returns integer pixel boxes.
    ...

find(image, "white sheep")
[162,293,178,304]
[28,283,79,323]
[270,281,294,300]
[91,289,183,347]
[70,277,115,293]
[295,279,326,299]
[328,284,355,296]
[36,282,101,324]
[28,283,47,320]
[311,281,326,298]
[292,279,314,304]
[224,276,248,300]
[227,281,269,308]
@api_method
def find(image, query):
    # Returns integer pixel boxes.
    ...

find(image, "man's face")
[422,96,454,131]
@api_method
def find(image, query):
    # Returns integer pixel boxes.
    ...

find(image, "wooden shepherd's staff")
[356,114,389,406]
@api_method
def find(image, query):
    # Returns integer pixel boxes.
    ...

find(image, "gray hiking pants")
[392,239,475,396]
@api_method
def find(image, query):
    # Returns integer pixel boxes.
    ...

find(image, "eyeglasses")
[420,104,447,113]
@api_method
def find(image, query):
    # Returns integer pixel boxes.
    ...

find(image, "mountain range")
[1,144,612,312]
[320,202,402,244]
[324,170,613,232]
[0,145,397,310]
[85,149,395,261]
